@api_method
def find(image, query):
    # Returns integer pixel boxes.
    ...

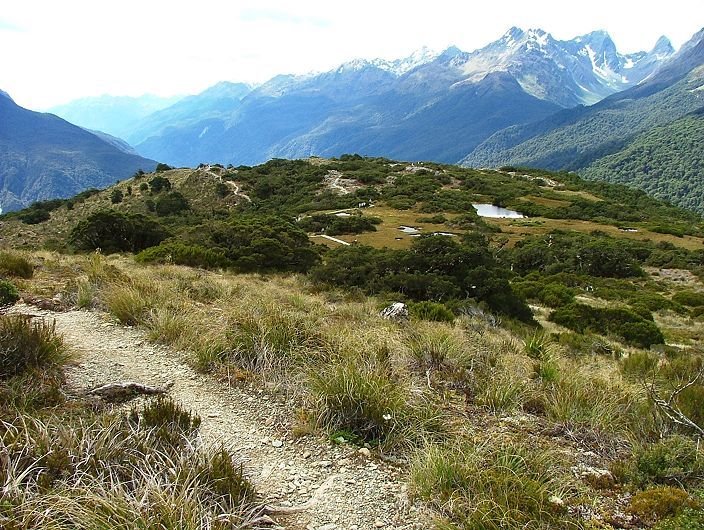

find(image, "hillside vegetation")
[2,157,704,529]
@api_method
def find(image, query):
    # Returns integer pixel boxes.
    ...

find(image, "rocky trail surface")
[14,305,430,530]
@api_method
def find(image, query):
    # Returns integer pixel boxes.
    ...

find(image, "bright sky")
[1,0,702,110]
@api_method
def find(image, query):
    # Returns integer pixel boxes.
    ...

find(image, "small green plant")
[308,355,443,449]
[0,251,33,278]
[408,301,455,323]
[130,397,201,448]
[405,326,466,369]
[622,351,659,379]
[672,290,704,307]
[621,436,703,488]
[0,279,19,307]
[0,315,66,378]
[628,486,698,526]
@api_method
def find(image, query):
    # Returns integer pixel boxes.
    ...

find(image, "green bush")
[69,210,167,253]
[148,175,172,193]
[673,290,704,307]
[628,486,698,526]
[129,397,201,448]
[155,191,190,217]
[549,303,664,348]
[136,242,229,269]
[308,355,443,449]
[0,280,19,307]
[410,441,571,529]
[110,189,123,204]
[0,251,33,278]
[409,301,455,323]
[0,315,66,378]
[621,351,659,379]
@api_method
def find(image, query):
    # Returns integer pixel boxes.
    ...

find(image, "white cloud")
[0,0,702,109]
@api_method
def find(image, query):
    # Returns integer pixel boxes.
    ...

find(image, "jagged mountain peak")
[651,35,675,56]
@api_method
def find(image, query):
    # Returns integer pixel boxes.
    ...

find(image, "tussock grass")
[308,351,445,451]
[410,439,575,529]
[0,315,67,378]
[405,323,469,370]
[1,399,257,529]
[0,250,33,278]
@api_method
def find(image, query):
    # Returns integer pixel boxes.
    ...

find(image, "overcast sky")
[1,0,702,110]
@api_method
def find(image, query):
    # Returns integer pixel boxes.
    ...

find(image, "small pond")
[472,203,524,218]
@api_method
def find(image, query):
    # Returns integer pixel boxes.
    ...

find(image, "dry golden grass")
[490,217,704,250]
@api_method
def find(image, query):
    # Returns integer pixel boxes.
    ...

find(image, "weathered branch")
[88,381,174,401]
[645,366,704,437]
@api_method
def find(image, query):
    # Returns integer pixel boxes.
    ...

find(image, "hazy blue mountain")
[49,94,183,140]
[125,82,253,145]
[130,28,671,167]
[0,93,156,212]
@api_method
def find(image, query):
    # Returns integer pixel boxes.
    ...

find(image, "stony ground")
[13,304,432,530]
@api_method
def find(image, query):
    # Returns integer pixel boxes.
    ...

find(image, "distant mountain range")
[7,26,704,215]
[463,27,704,213]
[0,92,156,212]
[48,94,183,141]
[50,27,675,169]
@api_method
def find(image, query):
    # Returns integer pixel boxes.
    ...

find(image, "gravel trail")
[15,305,430,530]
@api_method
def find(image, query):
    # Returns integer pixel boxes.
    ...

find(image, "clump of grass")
[0,315,67,378]
[543,376,643,439]
[1,401,257,529]
[0,250,33,278]
[410,440,573,529]
[225,303,323,372]
[145,305,194,345]
[405,324,468,370]
[308,352,444,451]
[103,280,157,325]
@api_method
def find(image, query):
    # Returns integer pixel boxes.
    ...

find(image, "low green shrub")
[0,280,19,307]
[408,301,455,323]
[136,242,229,269]
[0,315,66,378]
[628,486,698,526]
[620,436,703,488]
[673,290,704,307]
[549,303,664,348]
[621,351,659,379]
[308,355,443,449]
[0,251,33,278]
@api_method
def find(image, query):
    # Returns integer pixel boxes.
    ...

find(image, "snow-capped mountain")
[98,27,679,166]
[450,27,674,106]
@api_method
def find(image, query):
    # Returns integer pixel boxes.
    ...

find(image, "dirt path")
[203,165,252,203]
[15,305,429,530]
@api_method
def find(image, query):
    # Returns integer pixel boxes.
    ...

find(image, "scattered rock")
[572,464,615,489]
[379,302,408,322]
[272,440,283,448]
[358,447,371,457]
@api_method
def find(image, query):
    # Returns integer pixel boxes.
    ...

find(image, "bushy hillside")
[583,109,704,213]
